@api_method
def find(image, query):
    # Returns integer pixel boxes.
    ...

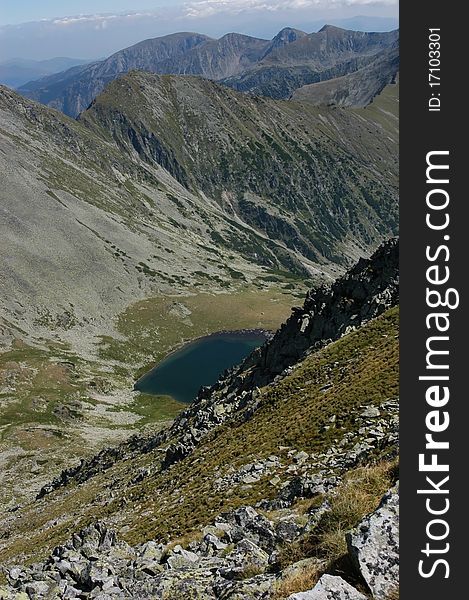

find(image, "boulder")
[275,520,302,543]
[126,567,218,599]
[346,484,399,600]
[287,574,367,599]
[165,545,200,569]
[216,574,276,599]
[222,507,276,551]
[360,407,381,418]
[24,580,57,598]
[224,539,269,575]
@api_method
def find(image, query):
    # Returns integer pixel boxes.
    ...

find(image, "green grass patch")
[131,393,186,426]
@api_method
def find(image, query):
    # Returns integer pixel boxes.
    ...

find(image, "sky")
[0,1,179,25]
[0,1,399,61]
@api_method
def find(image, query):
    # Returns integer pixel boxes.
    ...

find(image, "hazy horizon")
[0,1,398,61]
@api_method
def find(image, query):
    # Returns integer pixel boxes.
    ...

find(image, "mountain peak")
[318,24,346,33]
[273,26,307,40]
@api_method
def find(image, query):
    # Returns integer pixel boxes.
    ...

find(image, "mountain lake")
[134,330,269,404]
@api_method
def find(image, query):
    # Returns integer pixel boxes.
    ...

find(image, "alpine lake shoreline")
[0,286,306,512]
[134,328,273,404]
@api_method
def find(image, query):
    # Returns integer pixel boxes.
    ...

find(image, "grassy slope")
[80,73,398,267]
[100,288,303,377]
[0,307,398,566]
[0,288,298,508]
[354,80,399,137]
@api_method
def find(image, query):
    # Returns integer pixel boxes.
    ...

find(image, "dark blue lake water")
[134,331,267,404]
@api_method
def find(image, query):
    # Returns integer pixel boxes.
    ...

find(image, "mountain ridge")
[79,71,398,267]
[18,26,399,117]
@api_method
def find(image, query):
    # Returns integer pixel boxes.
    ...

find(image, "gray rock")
[204,533,227,551]
[222,507,276,551]
[7,568,23,582]
[360,407,381,418]
[139,541,164,562]
[126,566,218,599]
[275,520,302,543]
[166,545,200,569]
[216,574,275,599]
[62,584,83,599]
[24,580,55,598]
[225,539,269,572]
[347,484,399,600]
[287,574,367,599]
[0,589,29,600]
[293,451,309,463]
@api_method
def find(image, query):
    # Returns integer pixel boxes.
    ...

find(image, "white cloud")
[185,0,397,18]
[51,12,158,28]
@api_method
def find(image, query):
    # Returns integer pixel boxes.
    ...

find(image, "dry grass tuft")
[277,459,398,570]
[272,560,321,599]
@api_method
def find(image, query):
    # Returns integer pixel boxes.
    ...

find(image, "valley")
[0,240,400,600]
[0,73,398,512]
[0,20,400,599]
[0,288,298,508]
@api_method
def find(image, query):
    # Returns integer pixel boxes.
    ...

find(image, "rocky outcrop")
[225,237,399,393]
[5,482,399,600]
[347,485,399,599]
[4,514,278,599]
[288,574,368,599]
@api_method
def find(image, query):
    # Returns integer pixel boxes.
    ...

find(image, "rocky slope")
[18,26,398,117]
[0,82,277,354]
[0,241,399,598]
[80,71,398,270]
[292,47,399,107]
[222,26,398,101]
[1,75,398,354]
[1,484,399,599]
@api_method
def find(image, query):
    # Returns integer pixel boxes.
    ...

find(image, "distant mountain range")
[18,26,399,117]
[0,57,92,89]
